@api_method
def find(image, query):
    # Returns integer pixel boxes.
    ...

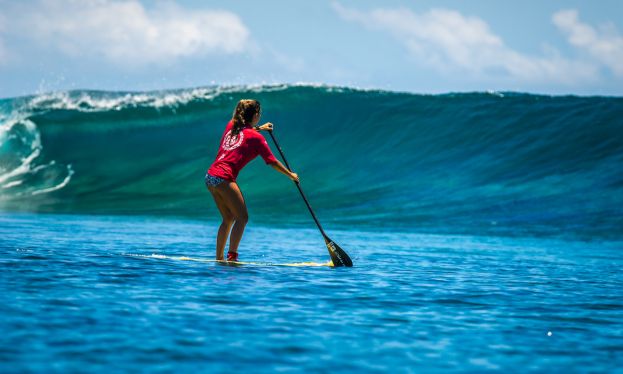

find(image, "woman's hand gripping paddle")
[268,130,353,267]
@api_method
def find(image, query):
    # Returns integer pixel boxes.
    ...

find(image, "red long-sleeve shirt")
[207,120,278,182]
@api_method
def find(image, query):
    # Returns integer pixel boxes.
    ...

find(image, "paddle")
[268,130,353,267]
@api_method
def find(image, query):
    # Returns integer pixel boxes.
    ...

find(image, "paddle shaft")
[268,131,328,239]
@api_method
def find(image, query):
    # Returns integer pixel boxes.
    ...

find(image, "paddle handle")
[268,131,328,239]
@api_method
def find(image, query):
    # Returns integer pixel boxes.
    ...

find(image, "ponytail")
[231,99,261,136]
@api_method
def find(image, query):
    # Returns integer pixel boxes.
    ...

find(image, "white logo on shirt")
[222,130,244,151]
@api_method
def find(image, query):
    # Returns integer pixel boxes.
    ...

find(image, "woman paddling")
[205,99,299,261]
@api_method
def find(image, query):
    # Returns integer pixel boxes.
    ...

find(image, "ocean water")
[1,213,622,372]
[1,84,623,371]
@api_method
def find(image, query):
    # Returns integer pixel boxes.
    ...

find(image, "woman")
[205,99,299,262]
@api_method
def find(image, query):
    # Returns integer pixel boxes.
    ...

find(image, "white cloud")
[332,2,598,84]
[4,0,251,65]
[553,9,623,77]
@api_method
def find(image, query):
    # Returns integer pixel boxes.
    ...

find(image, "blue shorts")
[205,173,225,187]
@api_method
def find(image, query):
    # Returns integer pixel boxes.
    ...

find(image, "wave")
[1,84,622,239]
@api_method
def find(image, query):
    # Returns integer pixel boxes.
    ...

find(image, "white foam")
[0,115,73,197]
[0,118,41,185]
[31,164,74,196]
[21,83,365,113]
[25,86,228,113]
[2,180,23,189]
[0,144,41,185]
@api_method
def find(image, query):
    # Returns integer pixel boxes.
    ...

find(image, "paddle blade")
[325,238,353,267]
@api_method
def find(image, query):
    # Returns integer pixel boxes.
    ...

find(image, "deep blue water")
[1,213,622,372]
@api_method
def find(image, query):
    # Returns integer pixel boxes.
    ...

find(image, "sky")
[0,0,622,98]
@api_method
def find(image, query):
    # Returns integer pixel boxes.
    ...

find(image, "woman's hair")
[231,99,261,136]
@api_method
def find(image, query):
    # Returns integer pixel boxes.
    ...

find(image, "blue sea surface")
[1,213,622,372]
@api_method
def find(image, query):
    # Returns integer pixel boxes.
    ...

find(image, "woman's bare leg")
[208,186,234,260]
[215,182,248,255]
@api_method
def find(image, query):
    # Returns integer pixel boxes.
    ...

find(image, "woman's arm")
[271,160,299,183]
[255,123,298,182]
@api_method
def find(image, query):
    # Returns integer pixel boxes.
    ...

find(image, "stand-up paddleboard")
[125,253,334,267]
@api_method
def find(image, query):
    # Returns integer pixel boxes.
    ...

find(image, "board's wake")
[125,253,333,267]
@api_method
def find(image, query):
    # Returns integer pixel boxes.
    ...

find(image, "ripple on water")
[1,213,622,372]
